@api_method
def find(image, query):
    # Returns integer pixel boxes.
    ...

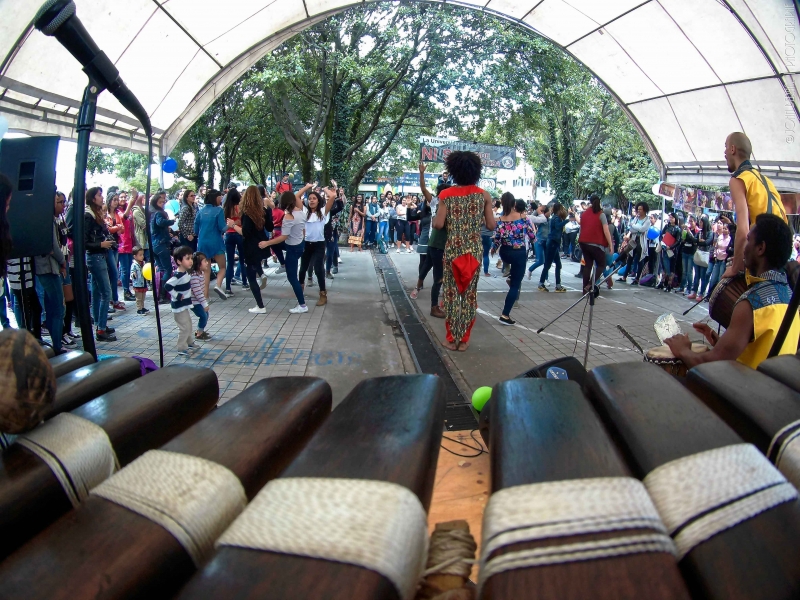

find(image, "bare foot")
[442,340,458,351]
[457,342,469,352]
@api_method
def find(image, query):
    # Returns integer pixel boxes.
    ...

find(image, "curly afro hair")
[444,151,482,186]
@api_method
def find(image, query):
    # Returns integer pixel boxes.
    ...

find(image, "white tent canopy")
[1,0,798,190]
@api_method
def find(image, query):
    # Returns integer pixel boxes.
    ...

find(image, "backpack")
[639,273,656,287]
[378,237,388,254]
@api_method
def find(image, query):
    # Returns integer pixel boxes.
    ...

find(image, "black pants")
[624,246,644,280]
[418,253,433,282]
[299,241,326,292]
[12,287,42,339]
[245,262,264,308]
[580,243,606,293]
[428,246,444,308]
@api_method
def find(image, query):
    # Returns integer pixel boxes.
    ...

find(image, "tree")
[578,124,660,209]
[87,147,114,175]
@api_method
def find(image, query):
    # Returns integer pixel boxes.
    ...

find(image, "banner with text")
[419,139,516,170]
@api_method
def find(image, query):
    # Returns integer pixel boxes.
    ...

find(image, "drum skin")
[645,344,709,377]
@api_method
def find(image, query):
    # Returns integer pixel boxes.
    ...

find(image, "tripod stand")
[537,264,625,368]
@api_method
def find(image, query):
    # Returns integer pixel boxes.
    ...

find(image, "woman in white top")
[395,198,412,253]
[262,182,314,313]
[298,183,337,306]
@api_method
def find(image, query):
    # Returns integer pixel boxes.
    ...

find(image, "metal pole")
[583,265,596,368]
[536,264,624,334]
[71,81,101,359]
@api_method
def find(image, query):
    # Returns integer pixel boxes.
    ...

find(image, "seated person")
[665,213,799,369]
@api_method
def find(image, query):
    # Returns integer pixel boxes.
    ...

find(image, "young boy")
[163,246,197,356]
[130,247,150,315]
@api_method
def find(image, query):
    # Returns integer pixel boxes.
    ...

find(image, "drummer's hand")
[664,333,691,358]
[692,322,719,347]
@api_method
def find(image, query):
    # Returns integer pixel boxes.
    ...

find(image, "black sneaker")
[104,326,115,334]
[96,330,117,342]
[124,291,136,301]
[499,315,516,326]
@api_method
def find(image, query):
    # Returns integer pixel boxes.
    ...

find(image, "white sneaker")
[275,266,286,274]
[406,248,413,253]
[396,248,401,253]
[289,305,309,314]
[248,306,267,314]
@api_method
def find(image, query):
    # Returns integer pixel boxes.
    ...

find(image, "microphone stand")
[71,78,102,359]
[537,263,625,369]
[70,79,164,365]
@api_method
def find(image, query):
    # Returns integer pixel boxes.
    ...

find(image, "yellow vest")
[736,271,800,369]
[734,163,787,226]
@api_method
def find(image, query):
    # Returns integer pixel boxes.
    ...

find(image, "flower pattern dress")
[440,185,486,344]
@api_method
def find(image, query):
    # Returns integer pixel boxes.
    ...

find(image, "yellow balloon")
[142,262,153,281]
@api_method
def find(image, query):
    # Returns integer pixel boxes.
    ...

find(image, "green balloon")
[472,386,492,412]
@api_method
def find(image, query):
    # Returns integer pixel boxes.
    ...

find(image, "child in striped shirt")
[190,252,211,341]
[164,246,197,356]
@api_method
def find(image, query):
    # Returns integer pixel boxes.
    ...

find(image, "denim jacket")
[150,210,175,252]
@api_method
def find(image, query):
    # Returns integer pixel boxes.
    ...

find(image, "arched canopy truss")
[1,0,798,190]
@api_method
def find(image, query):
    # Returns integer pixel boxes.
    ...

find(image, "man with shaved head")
[722,131,788,279]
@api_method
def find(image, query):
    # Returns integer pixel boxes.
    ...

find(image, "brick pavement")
[69,263,329,406]
[390,250,716,372]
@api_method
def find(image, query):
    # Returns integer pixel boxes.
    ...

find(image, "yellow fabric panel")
[735,170,787,226]
[737,303,800,369]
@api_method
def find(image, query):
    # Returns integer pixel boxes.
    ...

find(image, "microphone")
[34,0,152,136]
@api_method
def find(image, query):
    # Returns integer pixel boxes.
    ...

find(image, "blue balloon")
[647,226,660,240]
[162,157,178,174]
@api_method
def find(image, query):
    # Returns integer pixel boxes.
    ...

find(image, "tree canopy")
[161,1,659,207]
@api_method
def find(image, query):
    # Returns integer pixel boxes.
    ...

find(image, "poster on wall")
[670,184,731,219]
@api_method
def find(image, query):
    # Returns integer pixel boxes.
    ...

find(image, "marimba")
[0,365,218,560]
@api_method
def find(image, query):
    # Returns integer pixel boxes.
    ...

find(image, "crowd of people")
[0,176,348,356]
[0,131,797,368]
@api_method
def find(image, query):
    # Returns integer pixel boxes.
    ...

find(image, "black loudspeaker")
[0,136,59,258]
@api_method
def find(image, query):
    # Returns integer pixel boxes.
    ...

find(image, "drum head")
[646,345,675,361]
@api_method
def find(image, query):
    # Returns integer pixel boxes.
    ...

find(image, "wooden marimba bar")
[0,362,798,599]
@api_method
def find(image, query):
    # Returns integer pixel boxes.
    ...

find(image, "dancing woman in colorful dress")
[431,151,496,351]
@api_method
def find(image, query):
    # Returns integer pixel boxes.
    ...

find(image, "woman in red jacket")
[578,194,613,295]
[104,193,126,310]
[116,192,136,301]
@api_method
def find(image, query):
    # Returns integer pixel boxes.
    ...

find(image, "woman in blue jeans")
[149,191,175,304]
[539,203,568,292]
[491,193,535,325]
[84,187,116,341]
[263,184,314,314]
[223,188,247,295]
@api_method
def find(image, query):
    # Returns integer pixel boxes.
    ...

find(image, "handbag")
[63,282,74,302]
[693,249,710,268]
[348,235,362,246]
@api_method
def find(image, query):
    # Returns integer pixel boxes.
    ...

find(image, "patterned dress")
[440,185,486,344]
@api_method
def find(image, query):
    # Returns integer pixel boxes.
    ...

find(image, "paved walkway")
[36,247,714,406]
[388,249,715,393]
[75,251,409,407]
